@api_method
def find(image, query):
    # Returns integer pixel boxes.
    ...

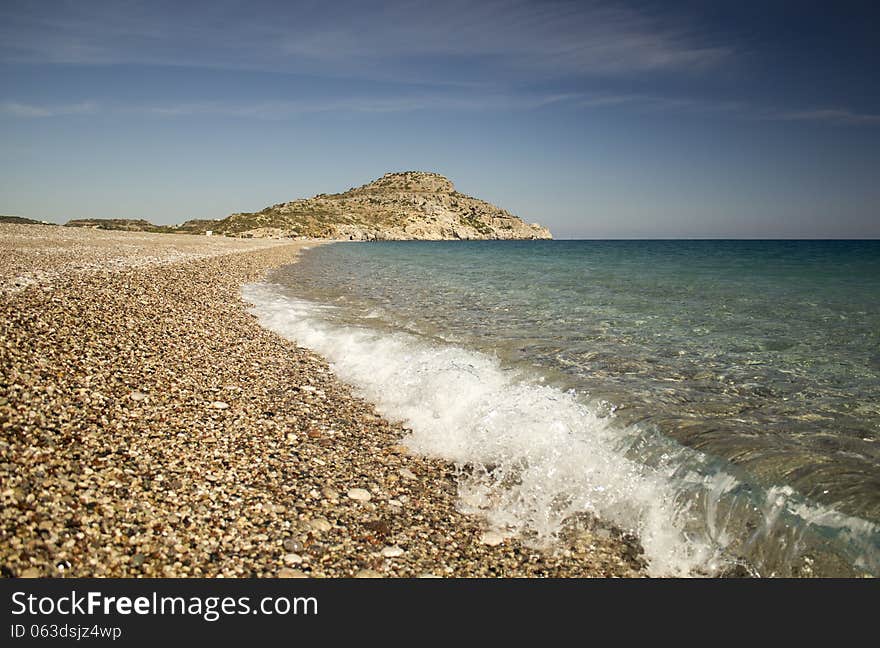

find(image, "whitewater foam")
[242,281,880,577]
[242,283,878,576]
[244,282,733,575]
[248,242,880,576]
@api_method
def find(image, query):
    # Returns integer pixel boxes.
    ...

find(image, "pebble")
[307,518,332,532]
[381,545,404,558]
[283,553,303,565]
[210,401,229,409]
[479,531,506,546]
[354,569,383,578]
[130,391,148,401]
[282,538,303,552]
[347,488,372,502]
[277,568,308,578]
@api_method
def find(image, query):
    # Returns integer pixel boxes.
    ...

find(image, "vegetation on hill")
[65,219,177,233]
[182,171,552,240]
[0,215,54,225]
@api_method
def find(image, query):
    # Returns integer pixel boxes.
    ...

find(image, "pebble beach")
[0,224,645,578]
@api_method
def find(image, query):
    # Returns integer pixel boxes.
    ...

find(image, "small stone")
[131,553,146,567]
[278,568,308,578]
[282,538,303,552]
[130,390,148,401]
[381,545,404,558]
[347,488,372,502]
[322,487,339,500]
[283,553,303,565]
[20,567,42,578]
[210,401,229,409]
[307,518,332,532]
[399,468,417,480]
[354,569,383,578]
[479,531,505,546]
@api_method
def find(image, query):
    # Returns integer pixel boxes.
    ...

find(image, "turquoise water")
[246,240,880,576]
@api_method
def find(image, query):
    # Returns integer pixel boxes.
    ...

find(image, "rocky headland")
[62,172,553,241]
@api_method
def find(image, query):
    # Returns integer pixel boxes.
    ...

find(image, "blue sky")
[1,0,878,237]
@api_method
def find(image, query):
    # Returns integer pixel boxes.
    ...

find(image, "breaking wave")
[243,282,880,577]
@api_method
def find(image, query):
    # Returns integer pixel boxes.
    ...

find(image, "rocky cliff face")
[187,172,552,240]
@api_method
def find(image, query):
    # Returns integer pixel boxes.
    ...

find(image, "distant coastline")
[16,171,552,242]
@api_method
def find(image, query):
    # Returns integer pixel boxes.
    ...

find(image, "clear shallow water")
[244,240,880,577]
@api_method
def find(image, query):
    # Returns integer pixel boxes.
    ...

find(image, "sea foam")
[243,282,880,577]
[243,282,734,575]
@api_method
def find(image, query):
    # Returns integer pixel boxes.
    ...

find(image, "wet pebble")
[282,538,303,553]
[307,518,332,533]
[479,531,506,546]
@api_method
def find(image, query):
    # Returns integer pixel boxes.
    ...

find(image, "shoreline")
[1,224,645,577]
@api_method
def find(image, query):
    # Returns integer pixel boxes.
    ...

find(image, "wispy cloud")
[277,0,731,78]
[774,108,880,125]
[575,94,880,126]
[1,0,875,130]
[0,100,98,117]
[0,0,730,81]
[0,90,575,121]
[575,92,745,114]
[4,93,879,130]
[146,97,445,118]
[143,92,579,118]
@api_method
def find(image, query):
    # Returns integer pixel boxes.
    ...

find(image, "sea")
[242,240,880,577]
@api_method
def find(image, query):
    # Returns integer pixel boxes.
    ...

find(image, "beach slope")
[0,224,641,577]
